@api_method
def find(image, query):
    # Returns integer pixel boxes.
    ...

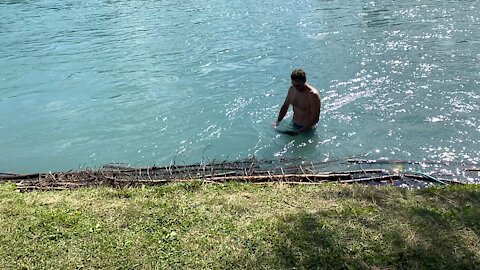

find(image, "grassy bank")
[0,182,479,269]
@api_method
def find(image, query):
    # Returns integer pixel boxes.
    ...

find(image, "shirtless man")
[273,69,321,135]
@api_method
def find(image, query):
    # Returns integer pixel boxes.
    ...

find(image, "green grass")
[1,182,479,269]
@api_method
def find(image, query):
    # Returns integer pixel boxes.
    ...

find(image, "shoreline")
[1,158,476,192]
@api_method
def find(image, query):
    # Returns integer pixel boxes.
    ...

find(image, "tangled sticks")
[0,158,473,192]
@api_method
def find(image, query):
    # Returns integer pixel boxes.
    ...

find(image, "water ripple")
[1,0,479,179]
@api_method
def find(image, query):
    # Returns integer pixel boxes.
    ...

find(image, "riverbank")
[1,182,479,269]
[3,158,476,192]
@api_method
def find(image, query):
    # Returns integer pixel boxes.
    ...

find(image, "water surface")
[1,0,479,181]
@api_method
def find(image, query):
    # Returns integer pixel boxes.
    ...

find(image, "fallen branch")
[340,175,401,183]
[207,174,351,182]
[253,181,329,185]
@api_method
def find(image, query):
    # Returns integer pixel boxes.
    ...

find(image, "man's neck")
[298,84,309,92]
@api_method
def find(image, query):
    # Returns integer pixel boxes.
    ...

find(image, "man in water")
[273,69,321,135]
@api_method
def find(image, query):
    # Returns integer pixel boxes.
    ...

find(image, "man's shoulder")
[287,85,296,95]
[307,84,321,97]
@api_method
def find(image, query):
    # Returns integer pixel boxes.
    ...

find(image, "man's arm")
[276,103,289,123]
[273,88,292,127]
[297,93,320,133]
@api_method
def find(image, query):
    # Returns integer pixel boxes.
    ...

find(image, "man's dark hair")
[291,69,307,82]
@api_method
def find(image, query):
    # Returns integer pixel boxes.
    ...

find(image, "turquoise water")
[1,0,479,176]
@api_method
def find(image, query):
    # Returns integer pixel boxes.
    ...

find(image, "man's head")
[291,69,307,90]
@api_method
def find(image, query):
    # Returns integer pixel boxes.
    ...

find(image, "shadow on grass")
[269,188,480,269]
[399,206,480,269]
[272,212,367,269]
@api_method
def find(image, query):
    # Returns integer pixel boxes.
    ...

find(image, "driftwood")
[253,181,329,185]
[206,174,351,182]
[1,158,473,192]
[340,175,401,183]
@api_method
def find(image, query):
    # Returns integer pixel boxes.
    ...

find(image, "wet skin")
[274,80,321,134]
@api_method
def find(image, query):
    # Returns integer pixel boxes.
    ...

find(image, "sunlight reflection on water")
[0,0,479,181]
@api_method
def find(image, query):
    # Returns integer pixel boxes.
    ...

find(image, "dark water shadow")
[0,0,31,5]
[274,124,322,160]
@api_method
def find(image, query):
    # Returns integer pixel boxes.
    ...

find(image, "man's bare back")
[274,69,321,134]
